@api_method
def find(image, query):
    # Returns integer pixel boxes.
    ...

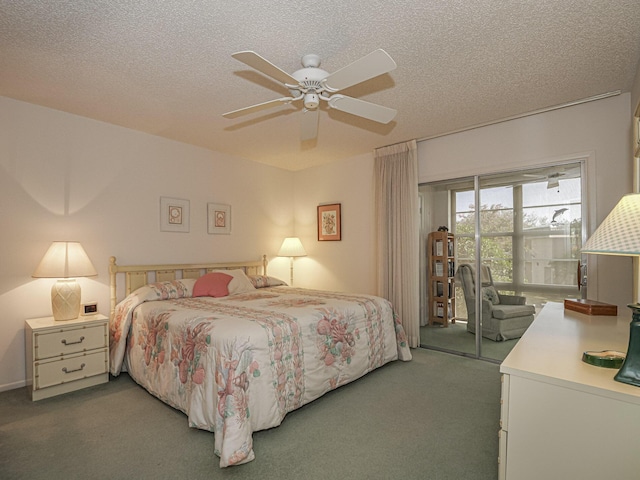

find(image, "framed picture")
[317,203,341,241]
[208,203,231,234]
[160,197,190,233]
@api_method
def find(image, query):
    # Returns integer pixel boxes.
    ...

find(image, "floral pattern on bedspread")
[110,285,411,468]
[314,307,360,389]
[137,310,170,370]
[214,337,261,465]
[276,287,411,361]
[109,279,195,374]
[177,297,306,416]
[174,320,213,386]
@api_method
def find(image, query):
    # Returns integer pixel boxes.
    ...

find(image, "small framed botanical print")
[160,197,190,233]
[317,203,341,241]
[208,203,231,234]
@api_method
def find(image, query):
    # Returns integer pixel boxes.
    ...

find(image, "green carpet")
[421,322,518,361]
[0,349,500,480]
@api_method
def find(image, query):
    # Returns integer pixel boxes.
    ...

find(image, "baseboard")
[0,379,26,392]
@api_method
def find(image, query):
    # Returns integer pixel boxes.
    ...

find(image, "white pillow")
[131,278,195,300]
[209,269,256,294]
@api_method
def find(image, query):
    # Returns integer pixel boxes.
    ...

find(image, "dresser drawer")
[500,373,510,431]
[34,323,107,360]
[35,348,108,390]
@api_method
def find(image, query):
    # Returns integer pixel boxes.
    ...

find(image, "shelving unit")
[427,231,456,326]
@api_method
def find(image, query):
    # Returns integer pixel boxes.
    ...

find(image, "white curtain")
[374,140,420,348]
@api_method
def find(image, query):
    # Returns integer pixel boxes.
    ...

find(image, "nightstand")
[25,314,109,401]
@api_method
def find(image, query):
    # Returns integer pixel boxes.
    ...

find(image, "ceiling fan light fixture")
[304,93,319,109]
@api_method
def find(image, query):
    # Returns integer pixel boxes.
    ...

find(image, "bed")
[108,255,412,467]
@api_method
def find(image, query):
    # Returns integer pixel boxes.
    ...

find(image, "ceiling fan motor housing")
[289,66,330,108]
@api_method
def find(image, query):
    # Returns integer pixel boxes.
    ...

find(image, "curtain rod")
[417,90,621,143]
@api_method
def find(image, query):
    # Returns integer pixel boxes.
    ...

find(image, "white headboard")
[109,255,268,320]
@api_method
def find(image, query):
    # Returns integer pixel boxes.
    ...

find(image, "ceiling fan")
[523,165,581,189]
[222,49,397,140]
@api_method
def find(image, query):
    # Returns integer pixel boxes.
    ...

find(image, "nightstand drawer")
[34,323,107,360]
[35,348,108,390]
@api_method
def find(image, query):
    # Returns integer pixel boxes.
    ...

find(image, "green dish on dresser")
[582,350,626,369]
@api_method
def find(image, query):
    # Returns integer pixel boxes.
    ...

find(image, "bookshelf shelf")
[427,231,456,326]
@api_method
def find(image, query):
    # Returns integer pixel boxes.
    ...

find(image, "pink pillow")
[193,272,233,298]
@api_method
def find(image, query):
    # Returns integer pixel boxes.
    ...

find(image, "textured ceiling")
[2,1,640,171]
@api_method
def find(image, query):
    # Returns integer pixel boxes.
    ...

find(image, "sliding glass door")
[420,161,586,361]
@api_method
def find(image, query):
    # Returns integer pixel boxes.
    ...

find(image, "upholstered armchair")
[456,263,535,341]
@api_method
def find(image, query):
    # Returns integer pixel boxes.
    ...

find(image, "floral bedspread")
[109,280,411,467]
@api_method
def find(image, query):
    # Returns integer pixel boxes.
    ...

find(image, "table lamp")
[32,241,98,321]
[582,193,640,386]
[278,237,307,286]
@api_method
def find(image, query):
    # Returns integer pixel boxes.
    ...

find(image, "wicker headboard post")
[109,255,268,321]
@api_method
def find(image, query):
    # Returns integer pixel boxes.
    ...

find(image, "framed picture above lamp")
[317,203,341,241]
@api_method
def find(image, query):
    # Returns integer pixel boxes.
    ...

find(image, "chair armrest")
[483,299,493,315]
[467,298,494,316]
[498,294,526,305]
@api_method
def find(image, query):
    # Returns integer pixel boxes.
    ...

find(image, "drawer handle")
[62,363,86,374]
[61,336,85,346]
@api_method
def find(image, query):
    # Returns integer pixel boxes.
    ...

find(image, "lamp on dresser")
[582,193,640,386]
[278,237,307,286]
[32,241,97,321]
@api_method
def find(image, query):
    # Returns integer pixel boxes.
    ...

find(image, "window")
[453,163,583,304]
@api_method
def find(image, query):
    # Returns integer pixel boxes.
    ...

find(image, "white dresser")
[25,314,109,401]
[499,302,640,480]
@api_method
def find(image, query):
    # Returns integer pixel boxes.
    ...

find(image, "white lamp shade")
[33,242,97,278]
[278,237,307,257]
[582,194,640,256]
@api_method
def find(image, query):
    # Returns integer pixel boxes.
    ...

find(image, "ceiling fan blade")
[300,108,319,141]
[222,97,294,119]
[323,49,397,92]
[232,51,299,86]
[327,95,397,124]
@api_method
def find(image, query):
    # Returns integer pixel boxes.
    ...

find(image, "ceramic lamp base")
[614,304,640,387]
[51,279,81,321]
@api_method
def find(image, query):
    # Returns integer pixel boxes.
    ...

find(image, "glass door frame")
[419,159,588,362]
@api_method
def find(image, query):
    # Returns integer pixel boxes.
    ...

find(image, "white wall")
[290,94,635,312]
[2,91,636,391]
[293,153,377,295]
[417,93,634,310]
[0,97,294,391]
